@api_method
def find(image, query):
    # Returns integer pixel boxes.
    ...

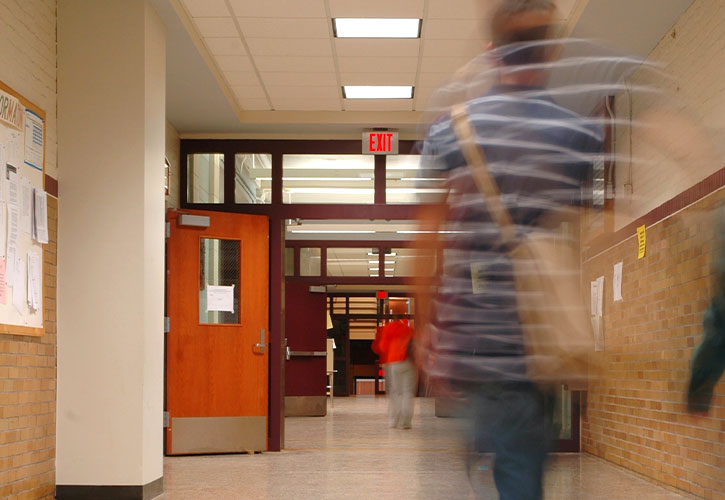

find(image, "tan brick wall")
[582,190,725,500]
[614,0,725,231]
[0,1,57,499]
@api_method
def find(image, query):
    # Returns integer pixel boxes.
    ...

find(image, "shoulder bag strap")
[450,103,516,243]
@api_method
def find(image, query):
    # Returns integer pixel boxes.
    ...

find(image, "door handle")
[255,328,266,354]
[286,346,291,361]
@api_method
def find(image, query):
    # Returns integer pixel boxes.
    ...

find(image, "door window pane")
[300,247,321,276]
[188,153,224,203]
[199,238,240,324]
[282,154,374,204]
[327,247,378,277]
[386,155,447,204]
[235,153,272,203]
[386,248,437,277]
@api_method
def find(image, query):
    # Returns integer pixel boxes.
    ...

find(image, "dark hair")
[491,0,557,47]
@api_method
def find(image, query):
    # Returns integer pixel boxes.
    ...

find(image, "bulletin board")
[0,79,48,336]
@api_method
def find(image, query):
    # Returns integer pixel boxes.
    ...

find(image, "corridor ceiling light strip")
[367,252,397,257]
[289,230,376,234]
[397,230,468,234]
[333,18,421,38]
[343,86,413,99]
[257,177,372,181]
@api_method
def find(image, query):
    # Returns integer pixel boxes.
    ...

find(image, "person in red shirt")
[373,315,416,429]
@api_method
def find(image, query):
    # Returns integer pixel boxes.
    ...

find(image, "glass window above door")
[235,153,272,204]
[282,154,375,204]
[385,155,447,204]
[188,153,224,203]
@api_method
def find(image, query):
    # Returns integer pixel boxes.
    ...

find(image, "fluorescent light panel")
[343,85,413,99]
[334,18,421,38]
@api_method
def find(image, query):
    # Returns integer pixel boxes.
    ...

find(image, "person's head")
[489,0,559,67]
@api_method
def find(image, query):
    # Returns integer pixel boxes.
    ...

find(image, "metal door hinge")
[165,222,170,238]
[164,317,170,333]
[163,411,170,428]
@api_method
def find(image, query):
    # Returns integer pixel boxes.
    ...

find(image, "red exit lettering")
[368,132,394,152]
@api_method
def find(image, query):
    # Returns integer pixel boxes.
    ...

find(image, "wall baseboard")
[56,476,163,500]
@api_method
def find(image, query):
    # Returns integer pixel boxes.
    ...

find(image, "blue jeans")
[464,382,553,500]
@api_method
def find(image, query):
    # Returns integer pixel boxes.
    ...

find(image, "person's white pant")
[384,359,417,428]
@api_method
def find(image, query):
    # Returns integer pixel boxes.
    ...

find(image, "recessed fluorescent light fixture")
[333,18,421,38]
[343,86,413,99]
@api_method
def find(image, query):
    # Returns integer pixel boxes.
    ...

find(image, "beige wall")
[614,0,725,230]
[0,1,58,498]
[57,0,165,488]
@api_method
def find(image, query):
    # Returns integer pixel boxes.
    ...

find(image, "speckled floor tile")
[159,397,696,500]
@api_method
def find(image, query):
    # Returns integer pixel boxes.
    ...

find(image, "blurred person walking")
[417,1,605,498]
[373,315,416,429]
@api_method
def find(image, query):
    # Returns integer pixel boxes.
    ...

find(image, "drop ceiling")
[148,0,694,138]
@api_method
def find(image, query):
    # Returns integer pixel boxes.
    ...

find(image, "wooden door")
[166,209,268,454]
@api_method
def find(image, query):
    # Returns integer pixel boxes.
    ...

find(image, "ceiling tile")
[229,0,326,18]
[266,86,339,101]
[420,56,475,73]
[413,87,438,110]
[254,56,335,73]
[338,57,418,73]
[340,73,415,86]
[424,19,482,39]
[231,86,268,100]
[271,97,340,111]
[238,18,330,38]
[247,38,332,57]
[335,39,420,58]
[344,99,413,112]
[427,0,488,20]
[215,55,255,72]
[329,0,424,18]
[182,0,230,17]
[235,97,272,110]
[417,72,451,88]
[423,39,484,58]
[205,37,246,56]
[260,72,338,87]
[194,17,238,38]
[223,70,260,86]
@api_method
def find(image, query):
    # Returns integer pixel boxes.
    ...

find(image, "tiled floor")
[162,397,695,500]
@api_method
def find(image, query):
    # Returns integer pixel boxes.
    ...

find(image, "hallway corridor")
[162,397,696,499]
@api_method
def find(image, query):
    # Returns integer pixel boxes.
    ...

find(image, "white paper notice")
[206,285,235,313]
[0,203,5,258]
[5,245,15,287]
[12,257,26,314]
[20,177,31,234]
[6,129,22,168]
[24,109,44,171]
[7,169,18,208]
[0,144,6,203]
[27,251,41,311]
[596,276,604,316]
[613,261,623,302]
[590,279,598,315]
[6,204,18,268]
[33,189,48,244]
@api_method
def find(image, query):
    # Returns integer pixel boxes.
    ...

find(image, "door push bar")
[254,328,266,354]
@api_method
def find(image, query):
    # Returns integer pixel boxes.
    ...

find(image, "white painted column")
[57,0,165,493]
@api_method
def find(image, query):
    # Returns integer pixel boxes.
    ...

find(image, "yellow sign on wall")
[637,225,646,259]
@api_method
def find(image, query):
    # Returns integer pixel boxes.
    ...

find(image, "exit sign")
[362,130,398,155]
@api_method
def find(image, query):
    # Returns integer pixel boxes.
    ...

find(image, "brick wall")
[582,189,725,499]
[0,1,57,499]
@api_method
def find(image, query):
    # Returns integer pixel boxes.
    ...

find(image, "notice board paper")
[613,261,623,302]
[6,204,18,269]
[32,189,48,244]
[24,109,43,171]
[12,257,25,314]
[20,177,31,234]
[7,169,18,207]
[27,251,41,311]
[206,285,235,313]
[0,258,5,305]
[0,203,5,258]
[637,225,646,259]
